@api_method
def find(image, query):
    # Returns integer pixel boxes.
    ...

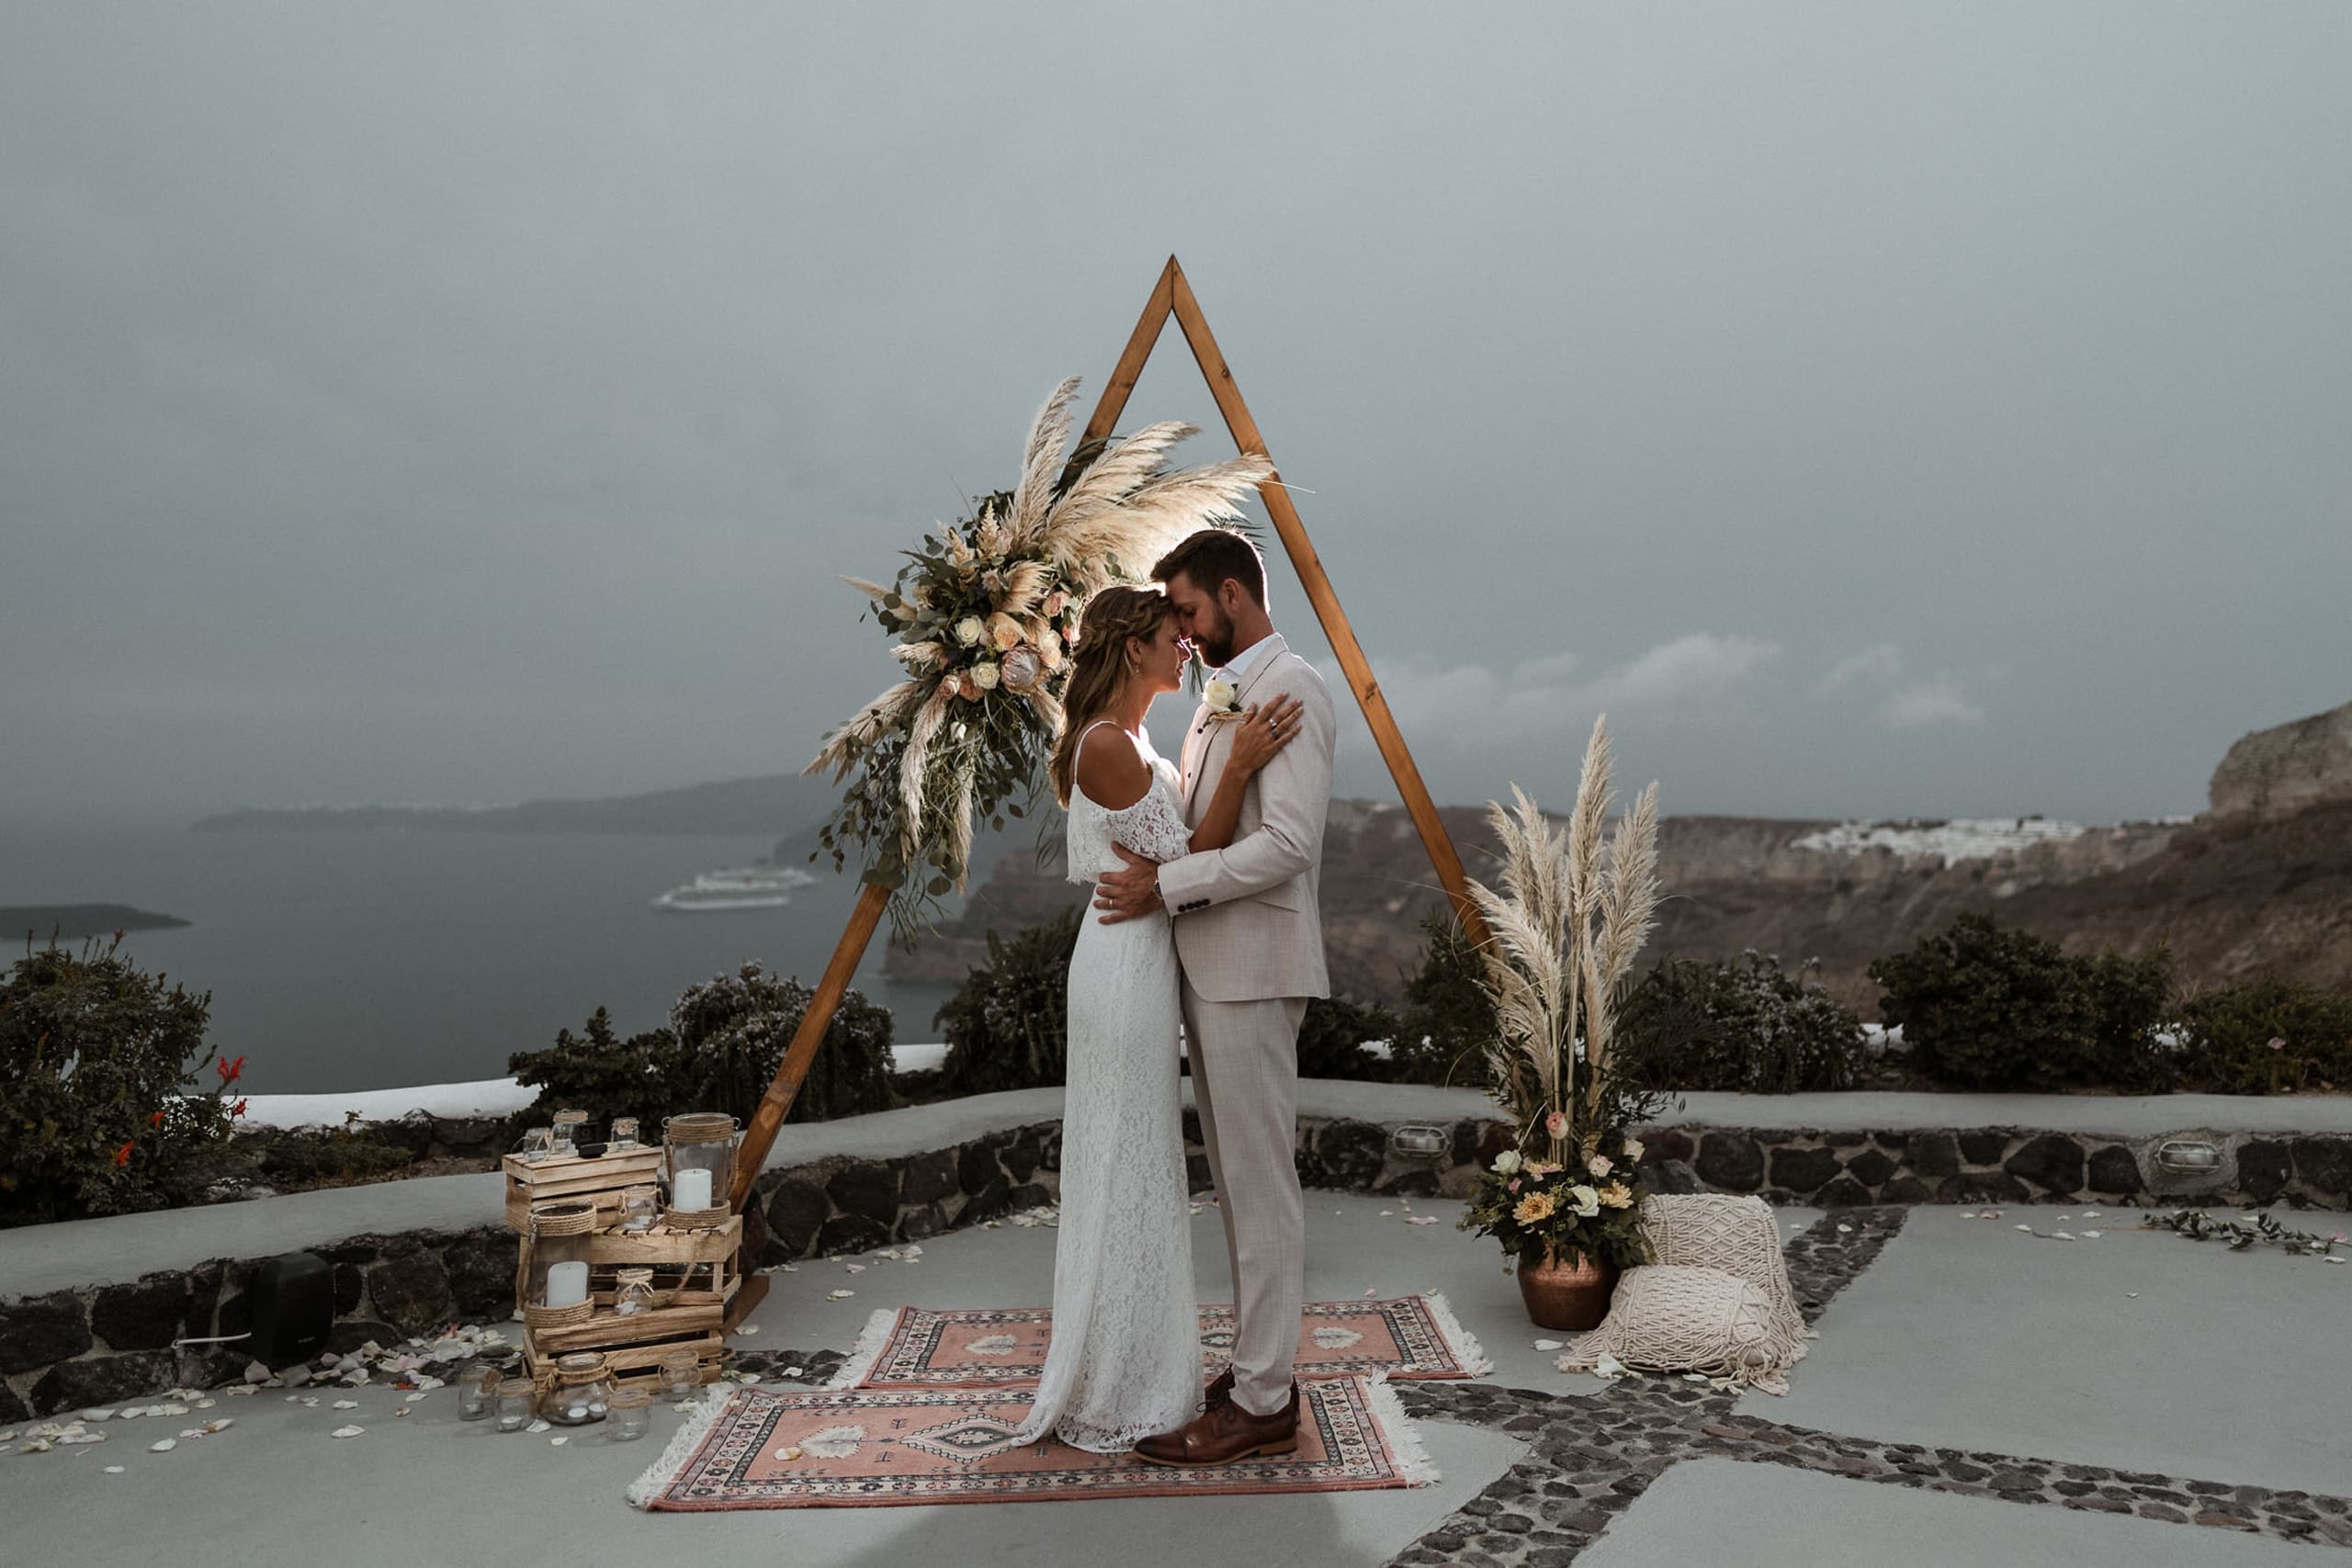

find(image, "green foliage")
[0,935,238,1227]
[255,1112,423,1190]
[937,908,1081,1095]
[2172,975,2352,1094]
[1869,915,2174,1091]
[1456,1132,1655,1272]
[508,964,897,1134]
[1297,995,1404,1081]
[1387,914,1498,1089]
[1618,952,1867,1094]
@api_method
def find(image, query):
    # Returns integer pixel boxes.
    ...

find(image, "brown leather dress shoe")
[1133,1382,1299,1467]
[1203,1368,1235,1411]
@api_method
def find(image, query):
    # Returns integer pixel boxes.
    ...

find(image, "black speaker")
[247,1252,334,1364]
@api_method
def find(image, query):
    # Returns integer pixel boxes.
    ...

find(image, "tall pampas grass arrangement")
[1464,716,1665,1165]
[1459,715,1668,1279]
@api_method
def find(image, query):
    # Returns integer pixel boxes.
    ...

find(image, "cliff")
[893,702,2352,1008]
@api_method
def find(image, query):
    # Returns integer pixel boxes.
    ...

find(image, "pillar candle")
[672,1168,713,1211]
[544,1260,590,1309]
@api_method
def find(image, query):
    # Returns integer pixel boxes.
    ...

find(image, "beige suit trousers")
[1182,979,1308,1418]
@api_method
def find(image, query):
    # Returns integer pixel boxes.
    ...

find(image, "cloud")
[1333,632,1782,750]
[1815,642,1905,696]
[1878,677,1986,729]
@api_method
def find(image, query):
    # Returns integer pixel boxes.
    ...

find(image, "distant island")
[192,773,840,838]
[4,904,192,942]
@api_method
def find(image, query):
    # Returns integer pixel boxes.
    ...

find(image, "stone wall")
[10,1111,2350,1421]
[1656,1124,2352,1209]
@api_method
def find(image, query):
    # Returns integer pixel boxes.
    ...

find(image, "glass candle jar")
[606,1387,651,1442]
[494,1378,537,1432]
[543,1352,613,1426]
[657,1350,702,1404]
[457,1362,502,1422]
[525,1201,599,1312]
[550,1109,589,1160]
[608,1117,639,1152]
[663,1112,739,1213]
[520,1125,555,1165]
[614,1267,657,1318]
[618,1184,660,1235]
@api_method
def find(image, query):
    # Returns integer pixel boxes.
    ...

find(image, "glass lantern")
[494,1378,537,1432]
[608,1116,640,1152]
[606,1387,651,1442]
[663,1112,740,1214]
[542,1352,613,1426]
[520,1125,555,1165]
[618,1184,660,1235]
[657,1350,702,1404]
[457,1362,502,1422]
[614,1267,657,1318]
[550,1109,589,1160]
[525,1201,599,1317]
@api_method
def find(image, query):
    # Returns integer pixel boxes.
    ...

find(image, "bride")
[1011,584,1300,1453]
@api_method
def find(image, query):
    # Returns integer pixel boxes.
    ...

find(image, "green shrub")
[1388,914,1498,1088]
[2173,975,2352,1094]
[509,964,897,1133]
[0,935,239,1227]
[1869,915,2173,1091]
[1618,951,1867,1093]
[254,1112,424,1190]
[1298,995,1404,1081]
[937,908,1080,1095]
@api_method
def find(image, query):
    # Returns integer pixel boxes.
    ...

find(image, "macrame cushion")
[1556,1264,1806,1393]
[1635,1192,1808,1343]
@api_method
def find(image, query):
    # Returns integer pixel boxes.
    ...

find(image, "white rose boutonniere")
[1200,676,1242,727]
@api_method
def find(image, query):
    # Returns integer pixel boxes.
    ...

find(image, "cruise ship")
[650,865,817,911]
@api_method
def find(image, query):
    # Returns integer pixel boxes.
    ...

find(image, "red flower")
[113,1141,134,1167]
[148,1110,166,1128]
[232,1098,249,1118]
[216,1055,245,1087]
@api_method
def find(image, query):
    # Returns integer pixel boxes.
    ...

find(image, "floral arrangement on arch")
[1456,716,1672,1271]
[807,378,1271,937]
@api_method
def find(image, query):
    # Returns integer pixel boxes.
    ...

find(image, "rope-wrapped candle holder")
[662,1111,740,1228]
[518,1201,601,1331]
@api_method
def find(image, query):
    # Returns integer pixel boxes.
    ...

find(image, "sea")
[0,819,959,1095]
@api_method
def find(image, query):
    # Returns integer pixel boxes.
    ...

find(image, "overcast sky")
[6,2,2346,831]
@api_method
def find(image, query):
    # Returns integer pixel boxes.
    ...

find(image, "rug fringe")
[1357,1373,1440,1487]
[1417,1292,1492,1377]
[827,1306,903,1390]
[624,1385,743,1511]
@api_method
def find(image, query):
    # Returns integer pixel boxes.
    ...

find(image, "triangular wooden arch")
[730,255,1482,1213]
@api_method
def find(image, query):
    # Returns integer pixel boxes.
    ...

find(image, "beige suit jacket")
[1157,634,1335,1002]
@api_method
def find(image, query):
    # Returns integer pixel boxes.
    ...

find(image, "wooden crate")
[502,1147,664,1234]
[520,1213,743,1390]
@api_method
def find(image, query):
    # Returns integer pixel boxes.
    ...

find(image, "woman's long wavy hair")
[1047,586,1175,807]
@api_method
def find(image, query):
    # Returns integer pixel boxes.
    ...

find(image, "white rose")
[1587,1154,1612,1179]
[1492,1150,1522,1176]
[1622,1139,1644,1164]
[1203,677,1238,712]
[1567,1184,1600,1218]
[1039,628,1061,657]
[970,660,1001,691]
[953,616,984,647]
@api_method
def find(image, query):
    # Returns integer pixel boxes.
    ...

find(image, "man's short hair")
[1151,529,1266,606]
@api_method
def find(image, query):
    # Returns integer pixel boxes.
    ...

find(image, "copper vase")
[1517,1248,1619,1331]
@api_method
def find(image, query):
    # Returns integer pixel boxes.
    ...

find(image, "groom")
[1094,528,1336,1466]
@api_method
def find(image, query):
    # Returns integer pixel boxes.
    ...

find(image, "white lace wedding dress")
[1010,721,1204,1453]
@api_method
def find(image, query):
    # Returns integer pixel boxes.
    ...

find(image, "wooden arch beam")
[731,256,1482,1213]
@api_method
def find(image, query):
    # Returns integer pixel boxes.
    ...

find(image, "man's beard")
[1193,612,1237,668]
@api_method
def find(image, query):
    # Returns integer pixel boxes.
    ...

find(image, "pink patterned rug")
[627,1376,1435,1511]
[831,1294,1491,1391]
